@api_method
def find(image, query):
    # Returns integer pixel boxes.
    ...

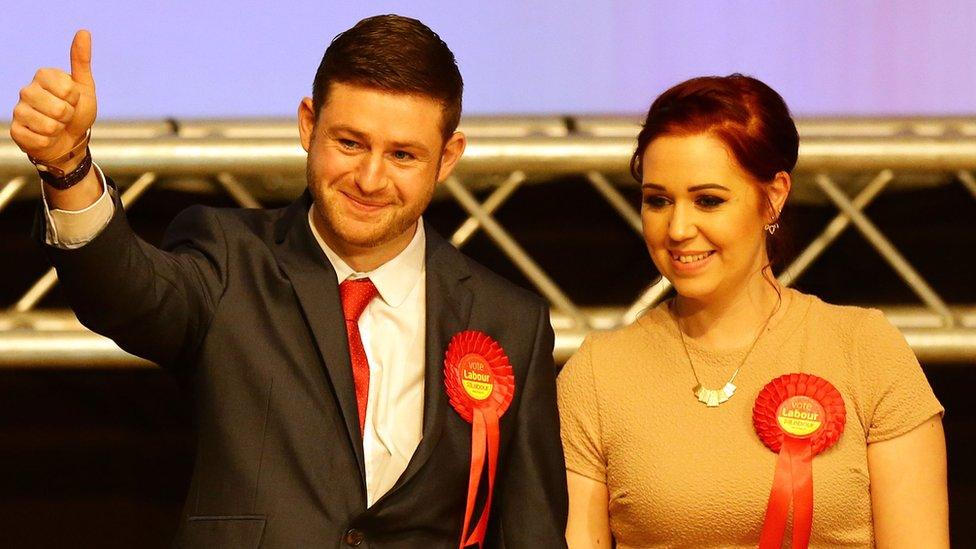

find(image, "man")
[10,15,567,547]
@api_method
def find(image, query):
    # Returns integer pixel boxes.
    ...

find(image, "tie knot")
[339,278,378,322]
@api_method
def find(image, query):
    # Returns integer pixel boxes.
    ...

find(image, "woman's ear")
[766,171,792,220]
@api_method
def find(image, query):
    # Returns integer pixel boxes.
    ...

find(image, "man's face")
[298,82,465,261]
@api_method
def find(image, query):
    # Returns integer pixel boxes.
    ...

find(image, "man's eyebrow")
[327,125,367,140]
[328,125,428,151]
[388,139,429,151]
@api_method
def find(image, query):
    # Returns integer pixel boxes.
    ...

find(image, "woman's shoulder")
[792,290,893,334]
[784,290,913,363]
[561,302,675,381]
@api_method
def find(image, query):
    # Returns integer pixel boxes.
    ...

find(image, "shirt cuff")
[43,162,116,249]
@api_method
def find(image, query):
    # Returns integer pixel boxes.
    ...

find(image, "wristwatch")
[28,130,94,190]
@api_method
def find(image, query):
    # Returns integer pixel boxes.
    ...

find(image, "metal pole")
[12,173,157,312]
[586,171,643,236]
[0,177,27,214]
[215,172,263,208]
[959,170,976,200]
[450,171,525,247]
[815,173,956,327]
[622,277,672,325]
[444,176,590,329]
[779,170,892,286]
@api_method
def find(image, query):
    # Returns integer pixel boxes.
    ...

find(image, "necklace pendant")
[693,382,737,407]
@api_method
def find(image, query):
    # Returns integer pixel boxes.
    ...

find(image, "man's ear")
[298,97,316,152]
[436,131,467,183]
[767,171,792,220]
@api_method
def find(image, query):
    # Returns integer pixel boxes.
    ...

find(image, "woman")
[558,75,948,548]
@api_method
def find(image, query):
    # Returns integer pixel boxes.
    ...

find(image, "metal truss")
[1,117,974,367]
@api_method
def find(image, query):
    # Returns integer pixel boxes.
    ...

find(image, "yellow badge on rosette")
[443,331,515,549]
[459,355,495,401]
[776,395,825,437]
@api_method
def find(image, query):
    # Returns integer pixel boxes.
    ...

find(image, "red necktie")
[339,278,378,436]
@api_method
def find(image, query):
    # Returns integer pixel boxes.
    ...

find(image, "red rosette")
[753,373,846,455]
[443,330,515,423]
[443,330,516,549]
[753,373,846,549]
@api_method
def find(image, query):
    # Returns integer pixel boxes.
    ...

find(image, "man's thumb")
[70,29,95,86]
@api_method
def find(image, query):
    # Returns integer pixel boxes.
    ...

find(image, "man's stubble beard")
[306,160,436,250]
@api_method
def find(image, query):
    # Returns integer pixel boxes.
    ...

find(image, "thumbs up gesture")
[10,30,98,169]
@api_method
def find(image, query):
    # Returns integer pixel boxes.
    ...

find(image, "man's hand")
[10,30,98,171]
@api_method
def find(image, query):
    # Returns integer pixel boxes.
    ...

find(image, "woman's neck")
[673,271,788,351]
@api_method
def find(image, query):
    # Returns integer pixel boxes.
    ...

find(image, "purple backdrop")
[2,1,974,118]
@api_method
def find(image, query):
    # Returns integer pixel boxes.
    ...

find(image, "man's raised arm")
[10,30,101,211]
[9,32,225,367]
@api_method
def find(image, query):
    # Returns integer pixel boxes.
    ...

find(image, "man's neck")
[337,233,414,273]
[311,215,418,273]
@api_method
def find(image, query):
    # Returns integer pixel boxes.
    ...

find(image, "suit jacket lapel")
[272,200,472,506]
[381,223,473,500]
[272,192,367,482]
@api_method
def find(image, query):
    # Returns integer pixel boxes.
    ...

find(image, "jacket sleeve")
[488,302,569,548]
[40,180,227,369]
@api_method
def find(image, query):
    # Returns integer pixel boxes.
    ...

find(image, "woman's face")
[640,133,774,303]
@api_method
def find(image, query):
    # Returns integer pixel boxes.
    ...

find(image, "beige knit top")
[558,290,943,548]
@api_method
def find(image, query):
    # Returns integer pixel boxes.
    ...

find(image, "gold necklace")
[671,299,779,408]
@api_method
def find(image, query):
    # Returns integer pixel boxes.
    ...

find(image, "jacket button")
[344,528,366,546]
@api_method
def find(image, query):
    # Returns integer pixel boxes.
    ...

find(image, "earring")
[764,209,781,235]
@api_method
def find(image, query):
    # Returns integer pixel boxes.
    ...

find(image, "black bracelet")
[37,148,93,190]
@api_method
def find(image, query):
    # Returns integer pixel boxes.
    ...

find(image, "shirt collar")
[308,208,426,308]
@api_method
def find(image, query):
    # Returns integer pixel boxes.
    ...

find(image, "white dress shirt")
[43,173,427,507]
[42,163,114,249]
[309,210,426,507]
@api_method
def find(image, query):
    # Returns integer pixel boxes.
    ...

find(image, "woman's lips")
[669,250,715,273]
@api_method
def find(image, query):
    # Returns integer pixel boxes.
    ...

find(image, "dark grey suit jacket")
[42,187,568,548]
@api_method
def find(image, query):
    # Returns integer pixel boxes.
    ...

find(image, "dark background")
[1,175,972,547]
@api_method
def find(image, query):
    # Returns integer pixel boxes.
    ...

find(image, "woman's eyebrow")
[688,183,730,192]
[641,183,731,192]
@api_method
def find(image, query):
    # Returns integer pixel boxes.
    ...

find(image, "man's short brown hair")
[312,14,463,141]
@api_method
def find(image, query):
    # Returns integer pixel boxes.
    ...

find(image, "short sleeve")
[856,309,944,444]
[557,335,607,483]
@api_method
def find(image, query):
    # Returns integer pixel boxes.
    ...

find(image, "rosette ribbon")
[443,330,515,548]
[752,373,846,549]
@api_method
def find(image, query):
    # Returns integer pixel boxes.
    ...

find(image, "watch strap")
[28,129,92,177]
[37,147,93,190]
